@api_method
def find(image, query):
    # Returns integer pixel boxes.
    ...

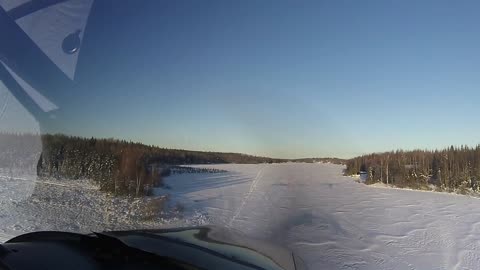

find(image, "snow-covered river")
[165,163,480,270]
[2,163,480,269]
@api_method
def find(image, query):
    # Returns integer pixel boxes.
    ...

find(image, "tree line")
[291,157,345,164]
[345,145,480,193]
[1,133,289,196]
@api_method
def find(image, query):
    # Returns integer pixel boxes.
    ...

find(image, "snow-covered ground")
[0,174,192,243]
[2,163,480,269]
[161,163,480,270]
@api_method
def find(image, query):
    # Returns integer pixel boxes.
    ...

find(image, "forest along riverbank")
[345,147,480,195]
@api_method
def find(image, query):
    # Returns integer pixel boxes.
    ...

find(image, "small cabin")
[359,171,368,183]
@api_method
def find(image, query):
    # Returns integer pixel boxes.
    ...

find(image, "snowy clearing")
[2,163,480,269]
[160,163,480,270]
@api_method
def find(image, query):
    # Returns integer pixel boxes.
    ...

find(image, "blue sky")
[6,0,480,158]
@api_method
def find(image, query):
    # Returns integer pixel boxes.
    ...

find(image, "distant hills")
[291,157,345,164]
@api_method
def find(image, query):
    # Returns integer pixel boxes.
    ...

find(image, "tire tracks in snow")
[228,166,265,227]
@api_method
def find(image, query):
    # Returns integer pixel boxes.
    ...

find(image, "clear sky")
[4,0,480,159]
